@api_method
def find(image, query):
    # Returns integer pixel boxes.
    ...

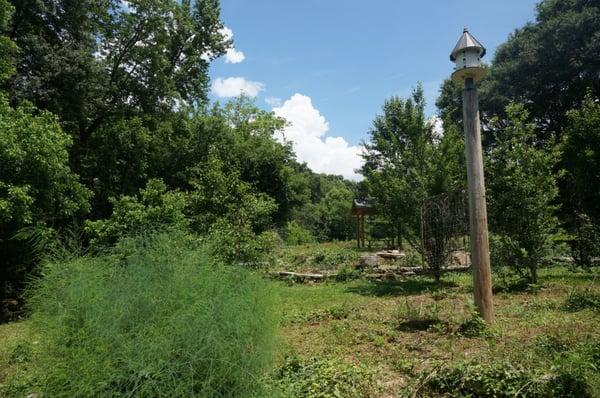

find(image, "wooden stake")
[462,78,494,323]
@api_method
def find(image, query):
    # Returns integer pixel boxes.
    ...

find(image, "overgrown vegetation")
[1,0,600,395]
[2,233,277,397]
[272,356,379,398]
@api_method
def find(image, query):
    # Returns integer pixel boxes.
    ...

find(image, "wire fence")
[420,191,471,271]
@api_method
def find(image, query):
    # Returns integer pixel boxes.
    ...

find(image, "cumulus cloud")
[273,94,363,180]
[211,77,265,98]
[219,27,245,64]
[224,48,245,64]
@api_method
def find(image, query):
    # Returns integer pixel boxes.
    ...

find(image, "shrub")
[569,213,600,270]
[13,233,277,397]
[0,95,91,301]
[208,219,280,266]
[487,104,562,284]
[84,179,187,247]
[285,221,316,245]
[563,288,600,313]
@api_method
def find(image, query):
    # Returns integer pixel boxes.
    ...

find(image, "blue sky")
[209,0,539,179]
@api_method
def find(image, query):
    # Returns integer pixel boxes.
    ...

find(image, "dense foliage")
[0,0,357,301]
[0,95,91,299]
[486,104,562,283]
[361,87,465,250]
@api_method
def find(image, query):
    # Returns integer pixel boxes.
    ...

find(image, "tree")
[185,152,278,235]
[0,0,16,81]
[317,185,355,241]
[84,179,187,247]
[481,0,600,140]
[0,95,91,299]
[7,0,230,149]
[361,87,434,249]
[561,94,600,268]
[561,94,600,224]
[361,86,464,253]
[217,97,309,224]
[487,104,562,284]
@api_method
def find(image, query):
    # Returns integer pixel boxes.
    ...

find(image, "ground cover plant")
[1,232,277,397]
[266,243,600,397]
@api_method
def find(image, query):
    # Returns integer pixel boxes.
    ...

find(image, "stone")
[358,254,381,268]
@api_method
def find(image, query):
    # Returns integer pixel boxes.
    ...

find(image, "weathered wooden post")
[450,28,494,323]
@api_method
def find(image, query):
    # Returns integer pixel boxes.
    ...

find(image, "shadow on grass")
[542,271,599,285]
[397,318,446,332]
[492,279,533,294]
[346,278,458,297]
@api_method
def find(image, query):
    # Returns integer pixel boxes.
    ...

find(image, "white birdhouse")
[450,28,486,83]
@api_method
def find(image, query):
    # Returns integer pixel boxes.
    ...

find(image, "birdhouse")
[450,28,486,83]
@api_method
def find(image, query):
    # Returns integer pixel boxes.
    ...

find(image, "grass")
[268,243,600,396]
[1,241,599,397]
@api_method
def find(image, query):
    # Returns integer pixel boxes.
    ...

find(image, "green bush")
[563,288,600,313]
[207,219,280,266]
[285,221,316,245]
[569,213,600,270]
[279,244,361,272]
[487,104,562,284]
[84,179,187,247]
[0,94,91,300]
[12,233,277,397]
[457,312,493,338]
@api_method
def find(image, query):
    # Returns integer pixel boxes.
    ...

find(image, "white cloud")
[273,94,363,180]
[219,26,245,64]
[224,48,245,64]
[265,97,282,107]
[220,26,234,40]
[211,77,265,98]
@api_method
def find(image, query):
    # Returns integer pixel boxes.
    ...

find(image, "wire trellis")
[420,191,470,272]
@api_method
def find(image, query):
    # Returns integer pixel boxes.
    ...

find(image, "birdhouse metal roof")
[351,199,373,215]
[450,28,486,61]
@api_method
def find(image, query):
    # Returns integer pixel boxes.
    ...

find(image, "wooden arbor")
[351,200,372,248]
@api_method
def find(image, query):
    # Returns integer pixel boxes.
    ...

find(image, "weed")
[423,362,545,397]
[563,287,600,312]
[457,312,494,338]
[290,304,356,325]
[272,356,379,398]
[8,343,31,365]
[535,334,569,355]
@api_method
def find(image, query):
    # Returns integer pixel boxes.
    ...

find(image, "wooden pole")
[356,214,360,248]
[462,77,494,323]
